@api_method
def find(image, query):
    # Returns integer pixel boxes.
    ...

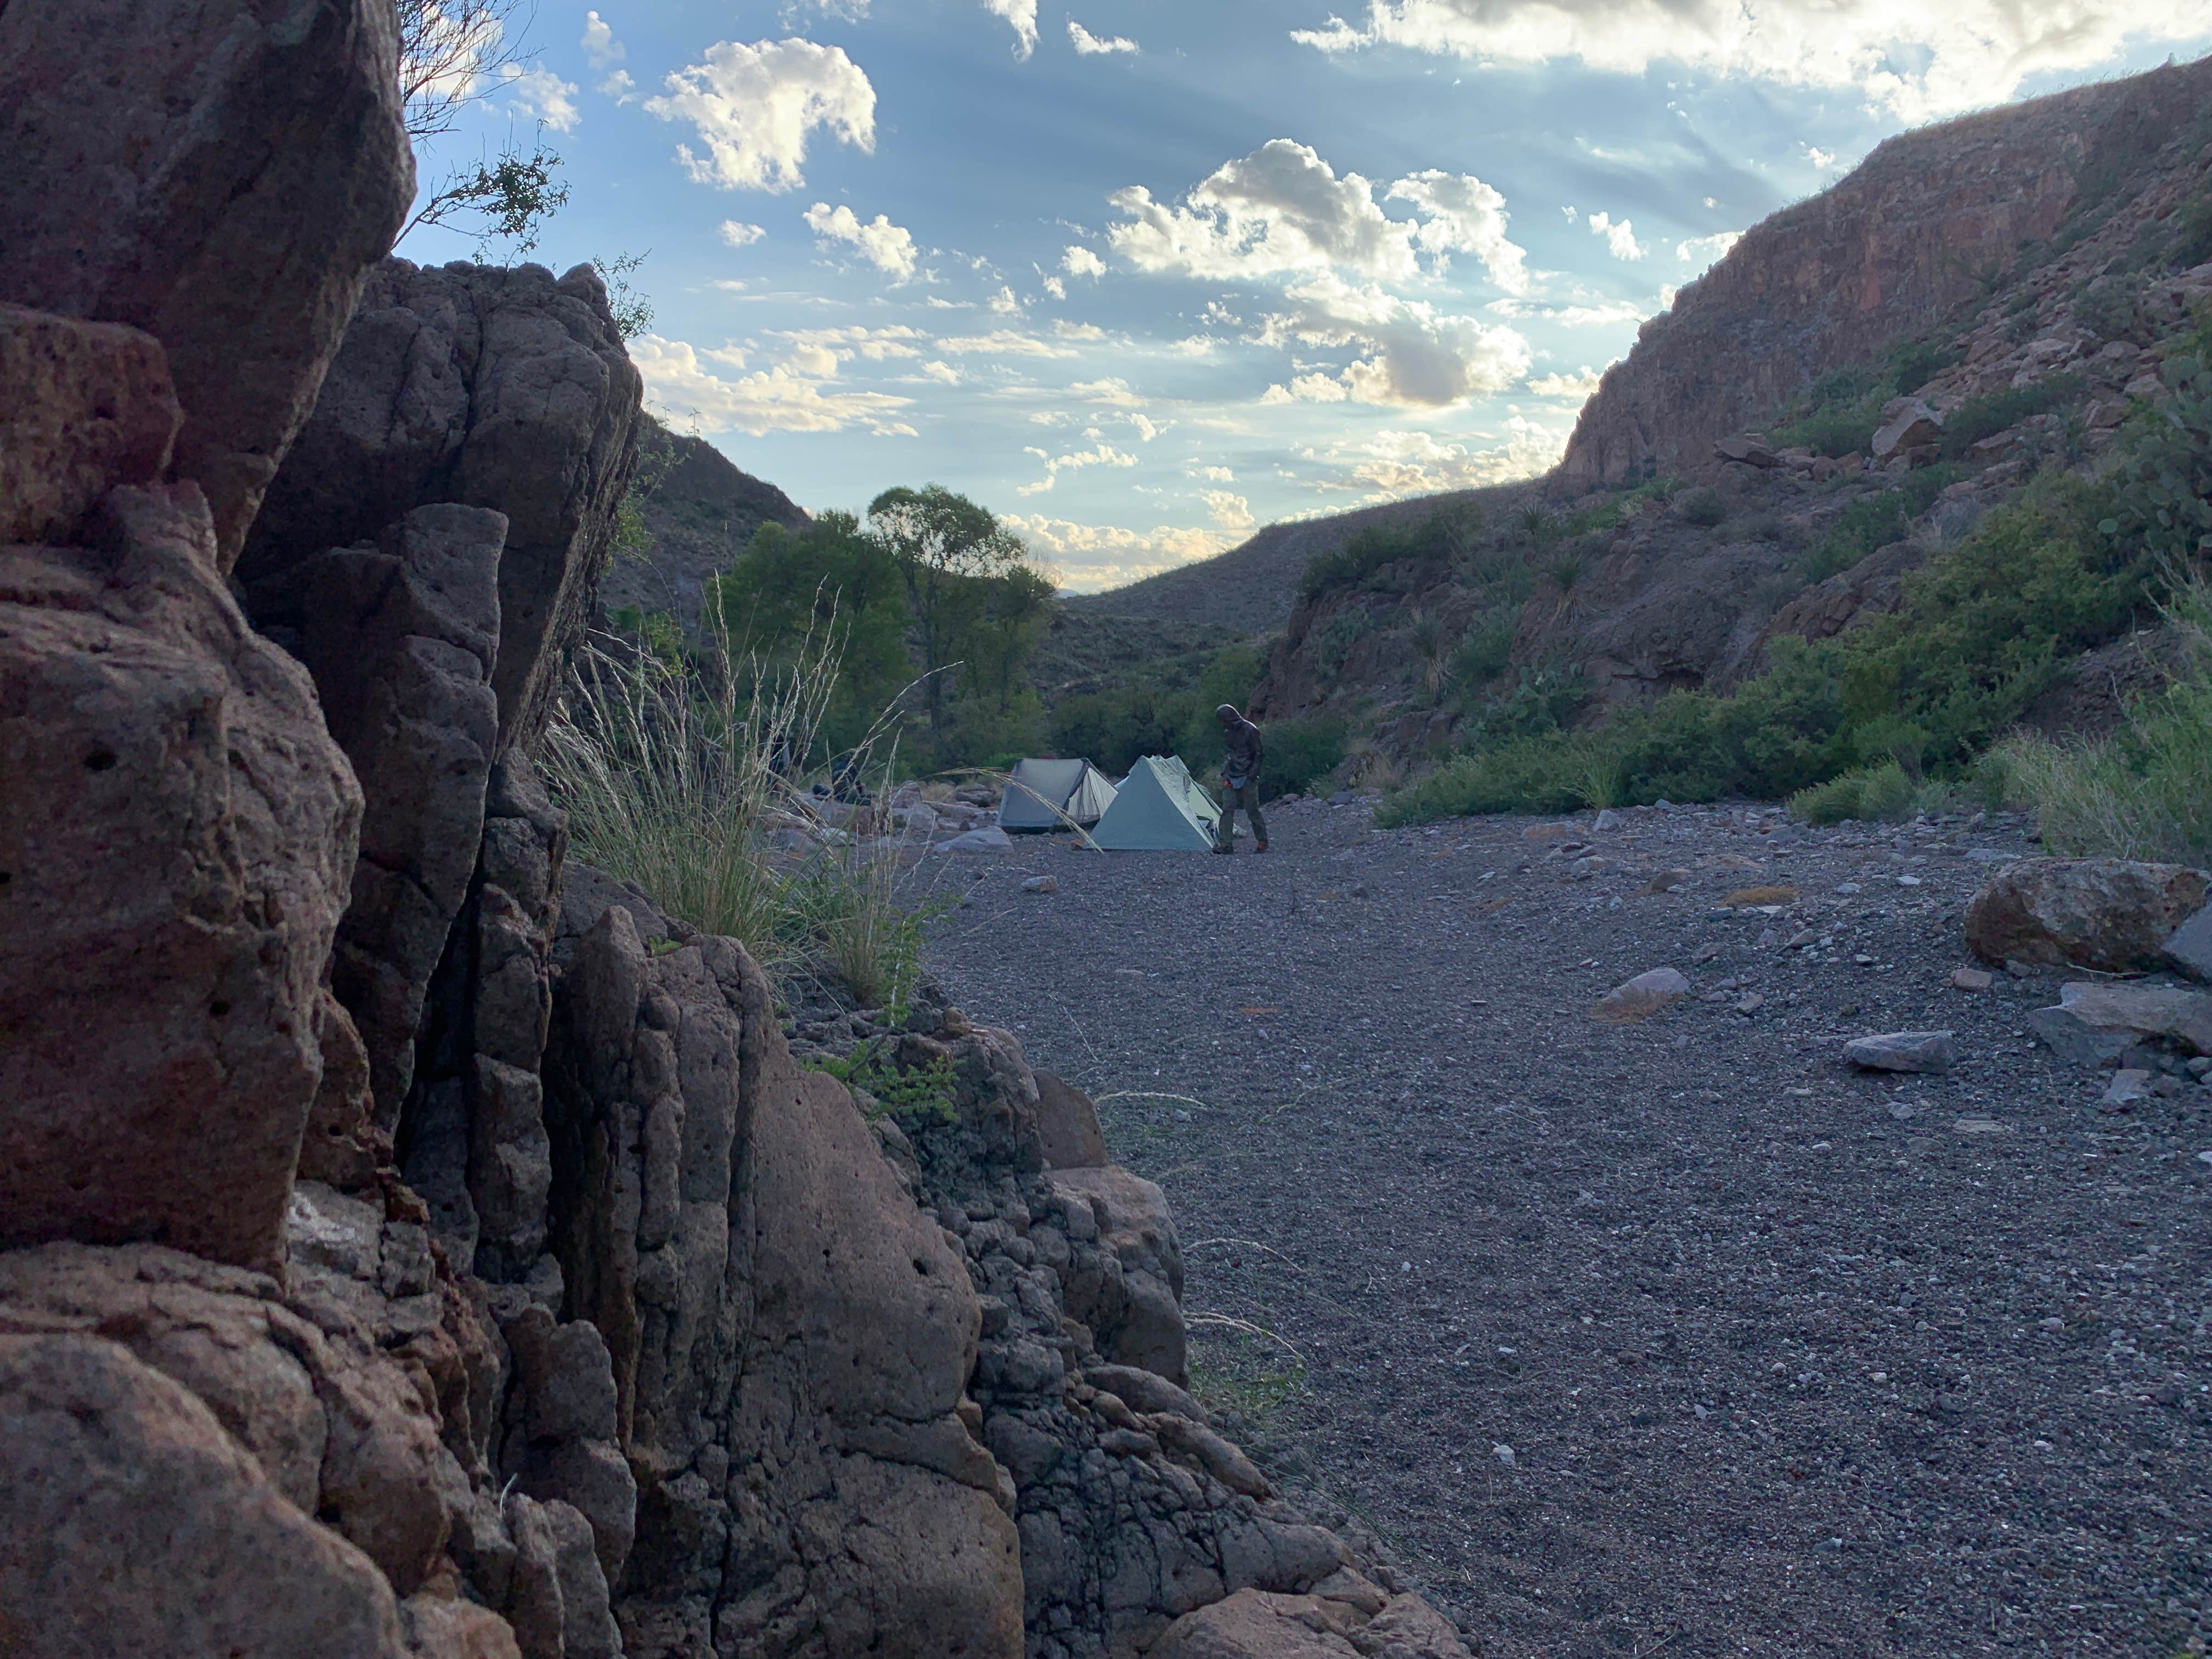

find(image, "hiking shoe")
[1254,841,1270,853]
[1211,844,1234,855]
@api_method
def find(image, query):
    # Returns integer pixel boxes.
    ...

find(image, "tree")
[393,0,571,257]
[866,486,1032,749]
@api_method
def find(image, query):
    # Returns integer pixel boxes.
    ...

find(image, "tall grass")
[542,617,933,1012]
[1995,569,2212,862]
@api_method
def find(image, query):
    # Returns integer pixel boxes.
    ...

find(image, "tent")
[1088,755,1221,851]
[1000,759,1120,831]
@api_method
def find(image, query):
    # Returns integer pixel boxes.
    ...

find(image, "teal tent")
[1088,755,1220,851]
[1000,759,1119,831]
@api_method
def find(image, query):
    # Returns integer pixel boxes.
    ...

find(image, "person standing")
[1212,703,1268,854]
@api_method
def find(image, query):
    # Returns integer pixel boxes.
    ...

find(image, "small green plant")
[805,1037,958,1126]
[1787,760,1915,825]
[1938,374,2084,460]
[2074,272,2145,342]
[1407,609,1454,697]
[1313,608,1377,682]
[1677,487,1728,527]
[2098,351,2212,565]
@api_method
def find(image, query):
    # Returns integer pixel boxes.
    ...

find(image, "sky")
[402,1,2212,591]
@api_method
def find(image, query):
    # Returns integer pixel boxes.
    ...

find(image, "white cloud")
[1192,464,1237,482]
[631,335,917,437]
[1041,275,1068,299]
[933,329,1079,358]
[645,38,875,192]
[988,284,1024,316]
[1526,365,1606,398]
[598,69,636,101]
[1257,274,1532,408]
[1069,377,1146,407]
[1586,210,1645,261]
[1063,245,1107,279]
[720,220,768,246]
[1385,170,1530,294]
[1490,296,1652,328]
[1675,230,1742,269]
[802,201,918,280]
[1069,17,1139,53]
[1108,140,1424,284]
[1804,144,1844,170]
[770,325,924,376]
[1053,319,1108,341]
[499,64,580,131]
[1290,0,2212,123]
[1017,441,1139,495]
[1204,490,1257,533]
[917,360,962,384]
[1306,420,1567,498]
[409,3,501,105]
[983,0,1039,58]
[1001,514,1232,588]
[582,10,623,67]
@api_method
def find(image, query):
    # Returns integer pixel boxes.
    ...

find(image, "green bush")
[1888,341,1959,396]
[2170,194,2212,271]
[1260,719,1347,800]
[1452,605,1519,684]
[1797,467,1962,581]
[1938,374,2083,460]
[1677,487,1729,527]
[1313,608,1378,682]
[2098,351,2212,565]
[1298,506,1477,602]
[1787,761,1915,825]
[2075,273,2146,342]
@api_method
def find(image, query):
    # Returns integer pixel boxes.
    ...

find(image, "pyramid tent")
[1089,755,1221,851]
[1000,758,1119,831]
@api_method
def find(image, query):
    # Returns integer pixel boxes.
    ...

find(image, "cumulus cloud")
[1204,491,1257,533]
[582,11,623,67]
[1000,513,1232,588]
[1675,230,1742,269]
[983,0,1039,57]
[1256,274,1532,408]
[1526,365,1606,398]
[599,69,636,100]
[500,64,580,131]
[770,325,925,376]
[802,202,918,280]
[631,335,917,436]
[1069,377,1146,407]
[645,38,874,192]
[1306,420,1567,498]
[1069,18,1139,53]
[1386,170,1530,294]
[1586,210,1645,261]
[988,285,1024,316]
[1063,245,1107,279]
[1290,0,2212,122]
[1017,441,1139,495]
[1192,464,1237,482]
[720,220,767,246]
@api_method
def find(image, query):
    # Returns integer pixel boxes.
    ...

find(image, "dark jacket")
[1220,715,1263,787]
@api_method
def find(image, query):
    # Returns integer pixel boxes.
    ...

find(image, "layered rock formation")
[1559,53,2212,486]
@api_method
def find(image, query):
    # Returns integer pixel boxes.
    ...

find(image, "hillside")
[1237,50,2212,795]
[597,412,808,634]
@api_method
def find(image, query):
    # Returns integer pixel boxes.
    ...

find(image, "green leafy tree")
[866,485,1033,751]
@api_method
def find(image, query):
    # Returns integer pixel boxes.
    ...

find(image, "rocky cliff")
[0,6,1476,1657]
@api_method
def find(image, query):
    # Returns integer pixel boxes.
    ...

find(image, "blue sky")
[402,1,2212,590]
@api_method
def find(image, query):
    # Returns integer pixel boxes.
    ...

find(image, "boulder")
[2030,983,2212,1061]
[1842,1031,1958,1073]
[2166,902,2212,983]
[0,0,414,564]
[240,259,644,754]
[0,306,180,546]
[1048,1164,1188,1384]
[0,1331,413,1659]
[1714,433,1779,467]
[939,826,1016,853]
[1965,859,2211,972]
[1036,1071,1110,1170]
[1150,1584,1476,1659]
[1590,968,1691,1023]
[0,486,359,1271]
[1871,396,1945,462]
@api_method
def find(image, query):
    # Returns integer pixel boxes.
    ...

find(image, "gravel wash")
[924,797,2212,1659]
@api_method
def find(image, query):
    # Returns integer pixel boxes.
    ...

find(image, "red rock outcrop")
[1559,54,2212,485]
[0,0,414,563]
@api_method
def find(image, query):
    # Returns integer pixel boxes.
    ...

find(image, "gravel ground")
[922,797,2212,1659]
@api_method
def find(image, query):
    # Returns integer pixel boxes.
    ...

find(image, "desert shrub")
[1938,374,2083,460]
[803,1037,956,1126]
[2098,349,2212,565]
[1452,605,1519,685]
[1787,761,1915,825]
[2170,194,2212,271]
[2074,273,2146,342]
[1261,719,1346,800]
[1888,340,1960,395]
[1049,685,1198,776]
[1298,506,1477,602]
[1376,733,1609,823]
[1313,608,1378,682]
[1797,471,1963,581]
[1676,487,1729,527]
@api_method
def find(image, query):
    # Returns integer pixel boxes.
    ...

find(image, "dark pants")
[1216,780,1267,849]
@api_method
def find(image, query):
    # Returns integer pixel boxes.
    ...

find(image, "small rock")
[1723,885,1799,907]
[1950,968,1995,992]
[2103,1070,2154,1109]
[1843,1031,1958,1074]
[1491,1442,1515,1464]
[2165,902,2212,984]
[1524,820,1579,842]
[1591,968,1691,1024]
[1835,882,1863,895]
[1019,874,1058,894]
[1643,868,1690,895]
[1593,808,1625,832]
[935,826,1013,854]
[1734,994,1767,1015]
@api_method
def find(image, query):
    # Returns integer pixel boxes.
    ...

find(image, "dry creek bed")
[923,796,2212,1659]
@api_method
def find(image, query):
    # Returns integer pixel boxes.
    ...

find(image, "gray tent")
[1000,758,1119,831]
[1088,755,1220,851]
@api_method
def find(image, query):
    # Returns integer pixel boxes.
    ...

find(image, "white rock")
[1842,1031,1958,1073]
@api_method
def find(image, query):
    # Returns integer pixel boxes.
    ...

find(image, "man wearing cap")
[1211,704,1268,854]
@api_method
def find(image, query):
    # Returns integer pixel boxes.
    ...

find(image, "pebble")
[1951,967,1995,991]
[1021,875,1059,894]
[1843,1031,1959,1073]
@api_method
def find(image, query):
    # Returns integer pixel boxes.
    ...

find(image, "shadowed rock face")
[0,0,414,564]
[241,259,645,757]
[1559,54,2212,486]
